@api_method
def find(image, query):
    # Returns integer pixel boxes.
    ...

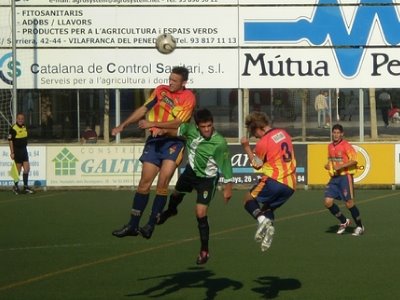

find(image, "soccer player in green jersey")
[155,108,234,264]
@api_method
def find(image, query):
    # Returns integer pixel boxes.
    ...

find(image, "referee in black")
[8,113,34,194]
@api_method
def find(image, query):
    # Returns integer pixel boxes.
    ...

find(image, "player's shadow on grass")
[126,266,243,299]
[252,275,301,299]
[325,225,353,234]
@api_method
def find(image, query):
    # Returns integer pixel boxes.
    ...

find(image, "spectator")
[41,111,53,139]
[315,91,329,128]
[388,106,400,123]
[338,91,346,121]
[345,91,356,121]
[378,89,392,128]
[81,126,98,144]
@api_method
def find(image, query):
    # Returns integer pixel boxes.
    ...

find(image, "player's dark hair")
[172,66,189,81]
[194,108,213,125]
[332,124,344,132]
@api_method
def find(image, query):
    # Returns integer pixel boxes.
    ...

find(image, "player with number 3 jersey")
[240,111,296,252]
[252,127,296,189]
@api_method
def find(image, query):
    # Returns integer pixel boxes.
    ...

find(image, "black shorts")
[14,147,29,164]
[175,165,219,206]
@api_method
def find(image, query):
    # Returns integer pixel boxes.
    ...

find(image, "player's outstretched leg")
[157,209,178,225]
[260,221,275,252]
[140,193,168,239]
[196,216,210,264]
[157,192,184,225]
[112,192,149,238]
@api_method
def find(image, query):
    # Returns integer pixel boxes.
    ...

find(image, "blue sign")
[244,0,400,77]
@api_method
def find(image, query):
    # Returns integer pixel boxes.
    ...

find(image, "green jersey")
[178,123,233,183]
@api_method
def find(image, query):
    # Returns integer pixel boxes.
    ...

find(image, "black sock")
[349,206,362,227]
[23,173,28,187]
[328,204,347,223]
[197,216,209,252]
[260,203,275,221]
[168,193,184,211]
[244,200,262,220]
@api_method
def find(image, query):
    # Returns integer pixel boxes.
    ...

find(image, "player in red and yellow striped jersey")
[324,124,365,236]
[252,127,296,190]
[111,66,196,240]
[144,86,194,127]
[241,111,296,252]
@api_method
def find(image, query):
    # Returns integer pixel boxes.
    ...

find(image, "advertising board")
[1,1,400,88]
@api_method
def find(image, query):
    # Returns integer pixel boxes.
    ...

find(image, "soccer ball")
[155,34,177,54]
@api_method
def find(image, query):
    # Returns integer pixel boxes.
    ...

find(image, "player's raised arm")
[240,136,263,169]
[112,105,148,136]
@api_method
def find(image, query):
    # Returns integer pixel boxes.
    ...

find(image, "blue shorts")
[324,175,354,201]
[140,137,185,168]
[250,177,294,209]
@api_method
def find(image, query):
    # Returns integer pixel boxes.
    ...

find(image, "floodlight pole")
[12,0,17,123]
[115,89,121,143]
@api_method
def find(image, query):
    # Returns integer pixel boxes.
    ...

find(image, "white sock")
[257,215,266,224]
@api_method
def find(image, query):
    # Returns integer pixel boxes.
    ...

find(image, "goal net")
[0,1,14,139]
[0,89,13,139]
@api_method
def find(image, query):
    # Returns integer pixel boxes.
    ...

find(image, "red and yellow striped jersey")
[254,128,296,189]
[328,139,357,176]
[144,85,196,123]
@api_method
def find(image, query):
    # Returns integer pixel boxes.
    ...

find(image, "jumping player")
[111,66,196,240]
[240,111,296,252]
[156,108,233,264]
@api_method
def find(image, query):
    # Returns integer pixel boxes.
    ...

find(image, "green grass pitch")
[1,188,399,299]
